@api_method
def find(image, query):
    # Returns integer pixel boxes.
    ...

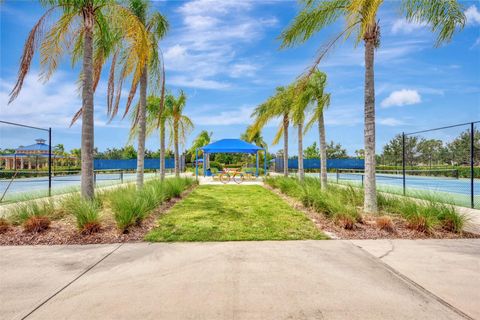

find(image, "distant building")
[1,139,55,170]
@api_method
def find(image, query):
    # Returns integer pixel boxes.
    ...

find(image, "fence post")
[336,169,339,183]
[48,127,52,197]
[402,132,406,196]
[120,170,124,184]
[471,122,475,209]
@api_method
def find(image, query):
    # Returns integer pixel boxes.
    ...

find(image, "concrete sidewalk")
[352,239,480,320]
[1,240,478,320]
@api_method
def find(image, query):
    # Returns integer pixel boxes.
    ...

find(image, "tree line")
[381,129,480,167]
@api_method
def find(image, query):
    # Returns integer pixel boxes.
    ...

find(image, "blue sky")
[1,0,479,155]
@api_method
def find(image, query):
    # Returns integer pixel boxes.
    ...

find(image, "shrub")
[164,177,191,200]
[400,200,439,233]
[108,177,194,233]
[9,201,55,232]
[0,217,10,233]
[334,212,355,230]
[376,215,394,232]
[209,161,223,171]
[62,194,101,234]
[436,204,466,233]
[24,216,51,233]
[109,187,148,233]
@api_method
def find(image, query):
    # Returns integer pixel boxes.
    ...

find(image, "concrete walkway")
[1,240,478,320]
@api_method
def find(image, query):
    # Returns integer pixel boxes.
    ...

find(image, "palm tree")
[167,90,194,177]
[302,70,331,189]
[250,86,293,177]
[242,126,268,149]
[121,0,168,189]
[291,85,309,182]
[129,94,172,180]
[280,0,465,212]
[9,0,149,199]
[189,130,212,166]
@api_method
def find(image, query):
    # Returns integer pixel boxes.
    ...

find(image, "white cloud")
[177,0,252,15]
[0,73,80,128]
[378,118,405,126]
[168,76,230,90]
[0,72,130,130]
[162,0,277,89]
[191,105,253,125]
[465,5,480,25]
[381,89,421,108]
[183,15,220,29]
[229,63,258,78]
[391,19,427,34]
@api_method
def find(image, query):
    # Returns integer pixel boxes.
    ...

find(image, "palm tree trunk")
[136,66,147,189]
[174,122,179,177]
[80,8,95,200]
[297,122,304,181]
[318,110,327,189]
[160,121,166,180]
[363,24,378,213]
[283,114,289,177]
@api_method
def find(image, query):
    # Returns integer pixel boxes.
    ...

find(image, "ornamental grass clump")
[10,201,54,233]
[0,217,10,234]
[62,194,101,234]
[400,200,439,233]
[163,177,193,200]
[300,178,361,228]
[109,186,148,233]
[434,203,466,233]
[376,215,395,232]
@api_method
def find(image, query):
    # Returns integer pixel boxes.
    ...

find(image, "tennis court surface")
[0,171,160,203]
[305,170,479,208]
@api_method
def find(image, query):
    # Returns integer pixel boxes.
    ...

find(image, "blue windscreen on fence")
[94,158,175,170]
[274,158,364,171]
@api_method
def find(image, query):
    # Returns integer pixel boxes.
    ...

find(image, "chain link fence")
[337,121,479,208]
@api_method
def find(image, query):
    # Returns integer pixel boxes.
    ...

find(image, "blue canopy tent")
[195,139,267,178]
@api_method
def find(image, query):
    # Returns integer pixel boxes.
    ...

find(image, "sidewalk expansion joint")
[355,244,474,320]
[21,243,124,320]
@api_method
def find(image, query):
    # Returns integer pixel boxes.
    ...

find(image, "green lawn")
[145,185,327,241]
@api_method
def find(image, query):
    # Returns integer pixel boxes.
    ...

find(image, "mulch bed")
[0,186,197,246]
[264,185,480,240]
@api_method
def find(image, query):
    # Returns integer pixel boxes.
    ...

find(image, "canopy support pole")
[203,152,206,177]
[195,149,198,179]
[256,152,259,177]
[264,149,267,176]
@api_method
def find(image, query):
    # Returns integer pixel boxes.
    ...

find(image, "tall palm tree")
[129,94,172,180]
[167,90,194,177]
[120,0,168,189]
[280,0,465,212]
[302,70,331,189]
[8,0,149,199]
[250,86,293,177]
[291,85,309,182]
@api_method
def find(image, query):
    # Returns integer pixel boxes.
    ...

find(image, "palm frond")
[401,0,466,46]
[272,122,285,146]
[40,11,76,82]
[279,0,349,48]
[9,7,56,103]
